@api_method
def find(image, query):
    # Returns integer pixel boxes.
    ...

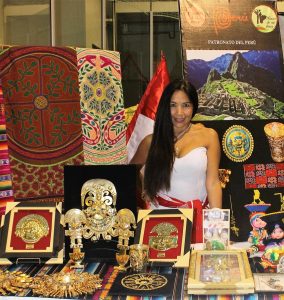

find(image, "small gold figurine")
[114,208,136,250]
[64,208,87,269]
[64,208,86,248]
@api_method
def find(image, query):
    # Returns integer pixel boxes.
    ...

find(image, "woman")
[130,79,222,242]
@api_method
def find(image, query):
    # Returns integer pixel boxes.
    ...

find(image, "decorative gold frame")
[135,209,193,268]
[188,249,254,295]
[0,202,64,265]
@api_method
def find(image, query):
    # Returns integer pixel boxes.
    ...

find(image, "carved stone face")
[81,179,117,230]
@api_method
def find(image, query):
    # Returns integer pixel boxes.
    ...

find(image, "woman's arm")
[205,128,222,208]
[129,135,155,207]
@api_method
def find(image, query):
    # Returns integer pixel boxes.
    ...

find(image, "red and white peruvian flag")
[126,54,170,162]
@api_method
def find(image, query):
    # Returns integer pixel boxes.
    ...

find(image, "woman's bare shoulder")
[193,123,218,136]
[141,134,153,147]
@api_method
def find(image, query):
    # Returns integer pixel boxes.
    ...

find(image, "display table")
[1,260,284,300]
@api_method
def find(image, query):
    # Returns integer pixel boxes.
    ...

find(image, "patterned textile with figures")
[0,46,84,202]
[77,48,127,164]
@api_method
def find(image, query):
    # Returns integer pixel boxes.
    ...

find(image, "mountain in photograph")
[187,50,284,120]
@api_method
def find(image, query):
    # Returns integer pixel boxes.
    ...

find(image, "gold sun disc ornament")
[31,272,102,298]
[222,125,254,162]
[15,214,49,244]
[121,273,167,291]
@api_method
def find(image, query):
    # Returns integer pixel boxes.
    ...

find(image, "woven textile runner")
[0,81,13,211]
[0,46,84,202]
[77,48,127,164]
[244,163,284,189]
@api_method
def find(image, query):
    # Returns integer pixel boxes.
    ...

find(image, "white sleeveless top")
[151,147,208,208]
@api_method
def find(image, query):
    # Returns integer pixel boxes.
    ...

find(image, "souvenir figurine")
[247,212,268,250]
[258,212,284,272]
[244,190,271,253]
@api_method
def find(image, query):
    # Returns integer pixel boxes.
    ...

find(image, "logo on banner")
[252,5,277,33]
[182,0,206,29]
[213,8,249,35]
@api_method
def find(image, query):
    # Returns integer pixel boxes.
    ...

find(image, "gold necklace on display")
[174,123,192,157]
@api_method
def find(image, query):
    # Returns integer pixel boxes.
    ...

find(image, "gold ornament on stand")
[115,248,130,272]
[31,272,102,298]
[0,270,33,296]
[64,208,86,249]
[64,208,87,269]
[114,208,136,250]
[69,247,85,269]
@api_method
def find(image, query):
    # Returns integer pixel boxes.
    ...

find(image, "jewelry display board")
[0,202,64,264]
[203,209,230,249]
[188,249,254,295]
[135,209,193,267]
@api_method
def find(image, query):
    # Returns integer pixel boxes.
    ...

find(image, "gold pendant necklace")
[174,123,192,157]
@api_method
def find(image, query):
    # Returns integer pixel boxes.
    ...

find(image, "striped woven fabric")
[77,48,127,164]
[0,46,84,202]
[0,261,279,299]
[0,81,13,211]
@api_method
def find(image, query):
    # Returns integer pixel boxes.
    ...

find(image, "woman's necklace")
[174,123,192,157]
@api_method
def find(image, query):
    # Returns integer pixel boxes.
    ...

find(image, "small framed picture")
[188,249,254,295]
[0,202,64,264]
[203,209,230,250]
[254,273,284,292]
[134,209,193,267]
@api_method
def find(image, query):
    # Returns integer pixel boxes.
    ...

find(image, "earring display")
[203,209,230,250]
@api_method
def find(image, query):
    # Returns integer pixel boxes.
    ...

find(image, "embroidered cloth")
[0,46,84,202]
[77,48,127,164]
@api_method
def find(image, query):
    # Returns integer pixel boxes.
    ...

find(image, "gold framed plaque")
[188,249,254,295]
[135,209,193,267]
[0,202,64,265]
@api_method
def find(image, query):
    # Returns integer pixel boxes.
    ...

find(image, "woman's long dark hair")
[144,79,198,199]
